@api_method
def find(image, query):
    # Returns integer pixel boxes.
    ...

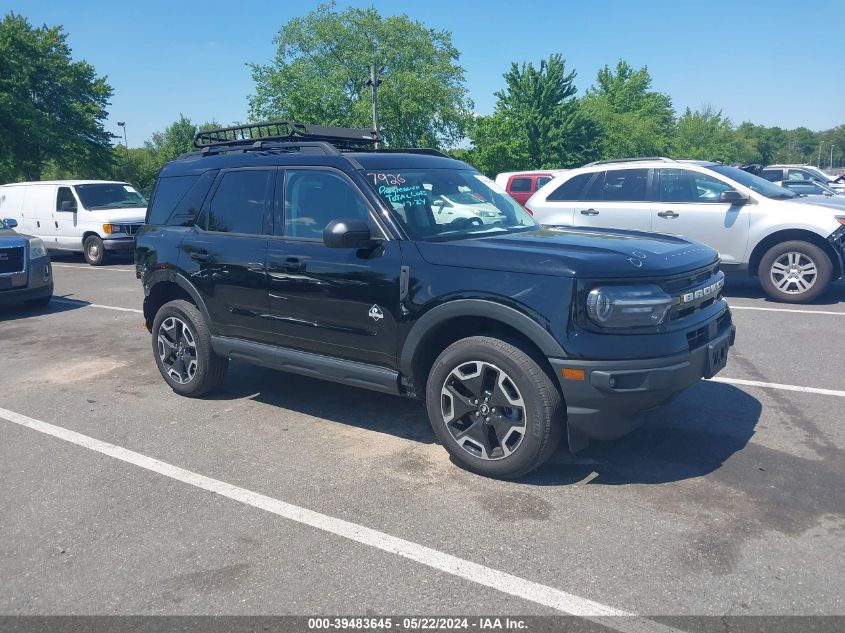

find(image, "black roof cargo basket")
[193,121,380,152]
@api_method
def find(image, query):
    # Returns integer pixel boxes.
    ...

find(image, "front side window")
[658,169,733,202]
[365,169,536,242]
[206,170,273,235]
[509,177,532,193]
[283,170,370,239]
[602,168,648,202]
[74,183,147,210]
[56,187,76,211]
[788,169,815,182]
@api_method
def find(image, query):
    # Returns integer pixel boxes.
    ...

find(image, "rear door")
[178,168,274,342]
[573,168,653,232]
[651,167,749,264]
[507,176,534,206]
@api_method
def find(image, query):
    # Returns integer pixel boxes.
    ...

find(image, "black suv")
[135,122,735,478]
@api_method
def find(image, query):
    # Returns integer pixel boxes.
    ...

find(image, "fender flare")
[398,299,566,376]
[143,268,214,330]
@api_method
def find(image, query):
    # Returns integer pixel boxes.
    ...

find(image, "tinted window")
[74,184,147,209]
[207,170,272,234]
[582,172,605,200]
[781,181,823,194]
[602,169,648,201]
[147,176,199,225]
[284,170,370,239]
[56,187,76,211]
[536,176,551,189]
[547,173,592,201]
[659,169,732,202]
[509,177,532,193]
[760,169,782,182]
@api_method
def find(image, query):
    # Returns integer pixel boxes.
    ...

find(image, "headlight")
[586,285,673,328]
[28,238,48,260]
[102,224,123,234]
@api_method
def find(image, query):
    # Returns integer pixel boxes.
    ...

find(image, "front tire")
[83,235,109,266]
[151,299,228,397]
[758,240,832,303]
[426,336,562,479]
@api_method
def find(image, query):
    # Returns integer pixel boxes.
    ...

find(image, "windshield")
[708,165,797,199]
[74,184,148,210]
[364,169,537,241]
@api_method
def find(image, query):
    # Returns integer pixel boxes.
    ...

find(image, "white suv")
[527,158,845,303]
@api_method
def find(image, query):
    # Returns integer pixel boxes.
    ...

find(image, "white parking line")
[730,305,845,316]
[52,263,135,273]
[0,407,679,633]
[52,297,142,314]
[709,376,845,398]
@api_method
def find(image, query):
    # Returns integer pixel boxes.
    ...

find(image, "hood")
[85,207,147,222]
[0,228,28,245]
[415,227,718,278]
[789,195,845,210]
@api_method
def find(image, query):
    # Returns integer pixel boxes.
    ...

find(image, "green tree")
[672,107,756,164]
[145,114,198,165]
[581,60,675,158]
[0,13,113,182]
[248,2,473,148]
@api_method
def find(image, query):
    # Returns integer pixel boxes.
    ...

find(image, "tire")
[151,299,228,397]
[758,240,833,303]
[83,235,109,266]
[24,295,51,309]
[426,336,562,479]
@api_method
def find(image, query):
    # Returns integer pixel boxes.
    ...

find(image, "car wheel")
[426,336,562,479]
[83,235,109,266]
[758,241,832,303]
[24,295,52,309]
[151,299,228,397]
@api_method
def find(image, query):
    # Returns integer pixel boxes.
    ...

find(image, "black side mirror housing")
[60,200,77,212]
[720,190,749,205]
[323,218,377,249]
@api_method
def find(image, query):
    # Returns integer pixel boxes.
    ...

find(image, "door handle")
[190,250,210,262]
[657,210,680,219]
[580,208,599,216]
[282,257,304,273]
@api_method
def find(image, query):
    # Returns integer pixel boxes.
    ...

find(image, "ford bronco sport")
[135,122,736,478]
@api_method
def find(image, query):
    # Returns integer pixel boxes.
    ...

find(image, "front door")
[265,168,402,369]
[55,186,81,249]
[178,168,274,342]
[651,168,749,265]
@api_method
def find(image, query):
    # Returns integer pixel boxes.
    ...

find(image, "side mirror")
[323,218,377,249]
[60,200,77,212]
[719,190,749,205]
[3,218,18,228]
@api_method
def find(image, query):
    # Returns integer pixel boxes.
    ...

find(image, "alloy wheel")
[770,251,818,295]
[440,361,526,460]
[157,316,198,384]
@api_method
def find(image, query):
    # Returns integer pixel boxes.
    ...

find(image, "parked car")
[495,170,567,208]
[775,179,844,197]
[432,191,506,224]
[0,180,148,265]
[527,157,845,303]
[0,217,53,308]
[760,165,845,193]
[135,123,734,479]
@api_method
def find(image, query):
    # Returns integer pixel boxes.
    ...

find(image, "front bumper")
[103,237,135,251]
[550,323,736,448]
[0,256,53,306]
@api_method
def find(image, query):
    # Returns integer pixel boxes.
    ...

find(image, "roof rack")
[585,157,675,166]
[193,121,380,151]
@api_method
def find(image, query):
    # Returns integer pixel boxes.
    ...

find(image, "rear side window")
[509,177,532,193]
[759,170,782,182]
[546,173,592,201]
[206,169,273,235]
[602,169,648,202]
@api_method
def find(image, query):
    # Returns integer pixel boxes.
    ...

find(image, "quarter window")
[602,169,648,202]
[509,177,532,193]
[283,170,370,239]
[546,173,592,201]
[206,170,273,235]
[658,169,733,203]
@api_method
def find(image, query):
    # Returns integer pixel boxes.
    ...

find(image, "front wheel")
[83,235,109,266]
[151,299,228,397]
[758,241,832,303]
[426,336,562,479]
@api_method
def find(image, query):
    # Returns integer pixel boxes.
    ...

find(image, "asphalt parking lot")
[1,254,844,624]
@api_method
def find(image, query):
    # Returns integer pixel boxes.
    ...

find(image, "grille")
[686,310,732,351]
[0,247,24,274]
[666,267,725,321]
[121,224,142,236]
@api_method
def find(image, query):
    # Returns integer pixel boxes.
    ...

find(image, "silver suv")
[527,158,845,303]
[0,218,53,309]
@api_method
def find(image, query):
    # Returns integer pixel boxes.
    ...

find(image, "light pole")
[831,144,836,171]
[818,141,824,168]
[365,65,383,148]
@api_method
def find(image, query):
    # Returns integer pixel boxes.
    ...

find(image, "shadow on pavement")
[0,296,87,323]
[217,363,761,486]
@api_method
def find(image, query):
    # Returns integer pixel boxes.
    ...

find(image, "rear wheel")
[758,240,832,303]
[151,299,228,397]
[426,336,562,479]
[83,235,108,266]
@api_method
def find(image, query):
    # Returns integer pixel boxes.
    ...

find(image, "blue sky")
[4,0,844,147]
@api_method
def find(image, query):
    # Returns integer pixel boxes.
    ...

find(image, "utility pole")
[818,141,824,168]
[831,145,836,171]
[365,65,382,148]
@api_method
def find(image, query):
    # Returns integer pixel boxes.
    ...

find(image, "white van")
[0,180,147,265]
